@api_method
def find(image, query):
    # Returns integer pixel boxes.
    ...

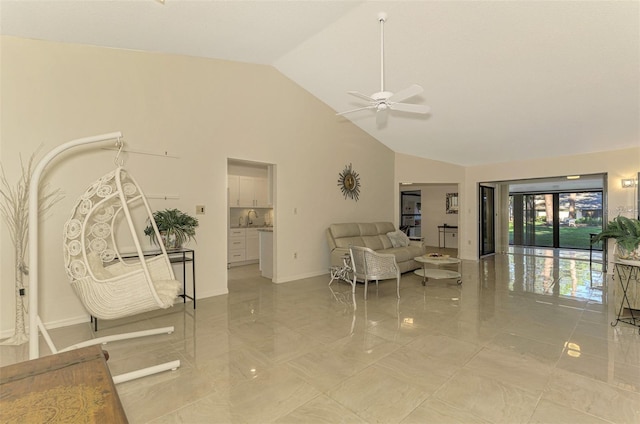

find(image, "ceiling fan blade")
[348,91,376,102]
[388,102,431,114]
[336,105,376,116]
[387,84,424,103]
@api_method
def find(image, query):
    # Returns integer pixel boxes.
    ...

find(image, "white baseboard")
[275,269,327,284]
[0,315,90,340]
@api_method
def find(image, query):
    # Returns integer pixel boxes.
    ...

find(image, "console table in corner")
[612,260,640,334]
[437,224,458,249]
[91,248,196,331]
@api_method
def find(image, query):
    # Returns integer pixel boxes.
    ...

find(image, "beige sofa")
[326,222,426,274]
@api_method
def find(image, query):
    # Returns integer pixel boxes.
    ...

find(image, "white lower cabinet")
[228,228,246,263]
[246,228,259,261]
[228,228,260,265]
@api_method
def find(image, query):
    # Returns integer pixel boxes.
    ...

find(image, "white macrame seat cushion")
[63,168,180,321]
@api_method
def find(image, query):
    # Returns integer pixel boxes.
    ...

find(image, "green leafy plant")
[591,215,640,259]
[144,208,199,248]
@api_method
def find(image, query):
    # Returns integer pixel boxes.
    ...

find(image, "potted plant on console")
[592,215,640,265]
[144,208,199,249]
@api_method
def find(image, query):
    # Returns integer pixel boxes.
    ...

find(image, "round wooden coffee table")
[414,256,461,285]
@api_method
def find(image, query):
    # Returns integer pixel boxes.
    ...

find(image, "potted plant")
[144,208,199,249]
[591,215,640,264]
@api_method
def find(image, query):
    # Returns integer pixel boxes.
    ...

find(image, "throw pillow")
[387,230,410,248]
[397,231,410,247]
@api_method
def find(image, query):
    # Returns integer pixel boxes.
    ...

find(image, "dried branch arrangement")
[0,152,63,345]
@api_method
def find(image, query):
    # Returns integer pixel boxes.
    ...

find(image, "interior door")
[480,185,495,256]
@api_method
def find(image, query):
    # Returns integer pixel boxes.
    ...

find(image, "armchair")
[349,246,400,300]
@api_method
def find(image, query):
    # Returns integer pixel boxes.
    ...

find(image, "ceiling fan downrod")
[379,12,387,94]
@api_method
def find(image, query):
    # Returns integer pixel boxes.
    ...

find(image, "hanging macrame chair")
[63,167,181,320]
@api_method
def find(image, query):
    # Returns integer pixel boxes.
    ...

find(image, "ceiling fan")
[337,12,430,122]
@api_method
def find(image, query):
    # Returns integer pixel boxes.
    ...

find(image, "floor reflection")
[507,247,605,303]
[4,249,639,424]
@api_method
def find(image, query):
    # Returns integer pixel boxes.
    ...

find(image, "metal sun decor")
[338,163,361,201]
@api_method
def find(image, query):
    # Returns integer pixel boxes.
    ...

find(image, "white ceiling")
[1,0,638,166]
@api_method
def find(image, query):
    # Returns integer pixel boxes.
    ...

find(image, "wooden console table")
[0,345,128,423]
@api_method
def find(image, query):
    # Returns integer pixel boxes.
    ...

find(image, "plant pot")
[614,243,640,266]
[160,231,179,250]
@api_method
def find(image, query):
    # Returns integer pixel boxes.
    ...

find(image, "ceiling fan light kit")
[337,12,430,119]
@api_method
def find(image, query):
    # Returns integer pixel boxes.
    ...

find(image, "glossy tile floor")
[2,250,640,423]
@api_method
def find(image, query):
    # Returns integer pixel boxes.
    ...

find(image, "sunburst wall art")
[338,163,361,201]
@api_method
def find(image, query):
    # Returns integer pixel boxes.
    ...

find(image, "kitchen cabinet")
[228,227,262,265]
[253,177,269,207]
[228,228,246,263]
[228,175,269,207]
[228,175,240,206]
[238,176,255,207]
[259,229,273,279]
[246,228,259,261]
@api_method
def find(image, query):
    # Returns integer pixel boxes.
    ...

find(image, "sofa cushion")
[361,235,386,251]
[329,223,361,238]
[380,244,424,263]
[358,223,381,236]
[328,222,425,272]
[334,236,364,249]
[374,222,396,234]
[330,222,396,250]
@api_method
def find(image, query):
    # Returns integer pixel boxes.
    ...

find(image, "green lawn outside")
[508,223,603,249]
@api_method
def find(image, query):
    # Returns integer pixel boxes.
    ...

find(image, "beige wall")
[0,36,395,336]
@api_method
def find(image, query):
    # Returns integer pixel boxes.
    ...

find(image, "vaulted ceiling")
[2,1,638,166]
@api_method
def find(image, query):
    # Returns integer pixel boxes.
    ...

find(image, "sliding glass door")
[510,191,603,250]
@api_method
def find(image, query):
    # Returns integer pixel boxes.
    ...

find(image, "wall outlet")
[196,205,205,215]
[293,252,298,259]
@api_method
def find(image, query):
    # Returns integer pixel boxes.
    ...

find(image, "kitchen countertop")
[230,226,273,229]
[257,228,273,232]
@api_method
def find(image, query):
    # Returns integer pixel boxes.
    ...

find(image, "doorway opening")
[479,174,607,260]
[227,158,276,282]
[399,183,459,254]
